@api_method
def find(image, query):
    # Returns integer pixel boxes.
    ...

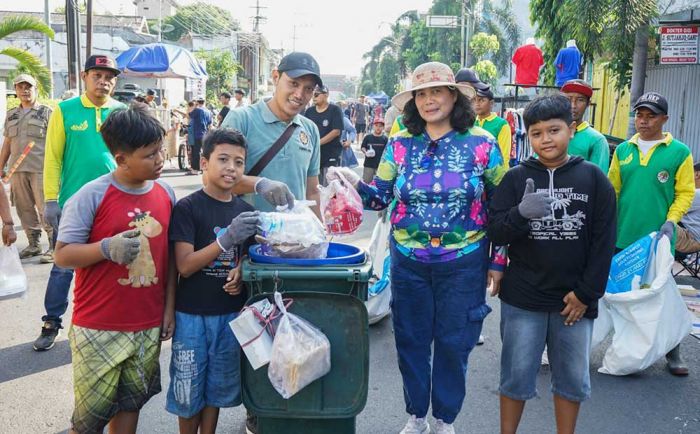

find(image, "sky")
[7,0,436,76]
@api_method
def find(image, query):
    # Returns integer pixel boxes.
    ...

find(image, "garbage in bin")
[268,292,331,399]
[257,201,328,259]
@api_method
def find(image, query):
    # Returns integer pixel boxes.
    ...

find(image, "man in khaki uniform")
[0,74,53,261]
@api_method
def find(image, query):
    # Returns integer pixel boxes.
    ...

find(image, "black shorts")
[355,123,367,134]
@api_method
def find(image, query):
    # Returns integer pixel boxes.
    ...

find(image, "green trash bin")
[240,246,372,434]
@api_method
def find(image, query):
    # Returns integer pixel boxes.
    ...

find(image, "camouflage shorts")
[69,325,162,434]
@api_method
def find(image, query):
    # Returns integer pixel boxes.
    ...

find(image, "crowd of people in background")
[2,45,697,434]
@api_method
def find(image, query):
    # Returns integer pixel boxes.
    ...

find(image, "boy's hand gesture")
[223,260,244,296]
[100,229,141,265]
[518,178,555,219]
[217,212,260,251]
[561,291,587,326]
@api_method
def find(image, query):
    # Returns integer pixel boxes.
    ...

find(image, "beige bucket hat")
[391,62,476,111]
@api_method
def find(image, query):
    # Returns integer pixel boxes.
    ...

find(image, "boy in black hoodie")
[488,94,616,434]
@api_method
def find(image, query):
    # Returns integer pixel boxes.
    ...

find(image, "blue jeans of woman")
[390,239,491,424]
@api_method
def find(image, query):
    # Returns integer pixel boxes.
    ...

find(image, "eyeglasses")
[420,140,439,169]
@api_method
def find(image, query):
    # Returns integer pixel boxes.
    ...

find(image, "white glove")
[326,166,360,188]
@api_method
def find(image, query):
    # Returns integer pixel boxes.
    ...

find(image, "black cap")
[633,92,668,115]
[234,88,246,96]
[476,85,494,100]
[278,52,322,86]
[84,54,120,75]
[314,85,329,94]
[455,68,480,84]
[146,89,156,96]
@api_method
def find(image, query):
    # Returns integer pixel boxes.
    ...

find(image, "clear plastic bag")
[268,292,331,399]
[319,172,363,236]
[0,245,28,300]
[257,201,329,258]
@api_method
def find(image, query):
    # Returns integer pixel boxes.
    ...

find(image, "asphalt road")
[0,165,698,434]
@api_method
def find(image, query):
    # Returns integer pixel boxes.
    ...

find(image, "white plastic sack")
[0,245,27,300]
[268,292,331,399]
[366,214,392,325]
[598,235,693,376]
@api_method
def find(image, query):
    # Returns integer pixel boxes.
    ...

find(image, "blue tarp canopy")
[116,43,207,79]
[367,91,389,106]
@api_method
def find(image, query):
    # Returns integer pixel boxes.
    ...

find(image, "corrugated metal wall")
[645,65,700,161]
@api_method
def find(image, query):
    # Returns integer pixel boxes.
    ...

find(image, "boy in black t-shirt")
[360,117,389,183]
[166,129,259,433]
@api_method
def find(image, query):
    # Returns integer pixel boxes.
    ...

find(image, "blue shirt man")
[220,52,323,213]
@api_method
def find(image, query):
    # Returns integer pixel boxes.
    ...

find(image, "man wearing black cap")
[455,67,481,89]
[220,52,322,218]
[304,85,344,185]
[473,84,511,169]
[33,54,126,351]
[608,91,694,376]
[233,88,247,108]
[561,79,609,172]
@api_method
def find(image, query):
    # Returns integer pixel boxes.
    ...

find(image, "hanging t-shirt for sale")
[169,189,255,315]
[361,134,388,169]
[512,43,544,86]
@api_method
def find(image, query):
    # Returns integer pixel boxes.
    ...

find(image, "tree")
[361,0,521,95]
[469,32,500,85]
[195,49,242,104]
[376,55,401,96]
[163,2,240,42]
[1,16,55,97]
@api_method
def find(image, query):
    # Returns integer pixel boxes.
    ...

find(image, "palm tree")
[1,16,55,97]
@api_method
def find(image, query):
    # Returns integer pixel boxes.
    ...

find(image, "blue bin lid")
[249,242,365,266]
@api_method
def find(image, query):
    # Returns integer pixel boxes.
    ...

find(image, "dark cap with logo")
[634,92,668,115]
[278,52,322,86]
[84,54,121,75]
[476,85,494,100]
[314,85,329,94]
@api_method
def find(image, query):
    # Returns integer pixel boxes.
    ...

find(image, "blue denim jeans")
[499,301,593,402]
[41,213,74,327]
[390,240,491,424]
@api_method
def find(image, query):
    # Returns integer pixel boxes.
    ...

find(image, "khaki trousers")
[10,172,52,244]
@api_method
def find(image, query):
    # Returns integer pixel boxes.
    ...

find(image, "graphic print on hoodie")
[487,156,617,318]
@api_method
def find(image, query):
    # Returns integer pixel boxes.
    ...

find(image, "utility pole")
[250,0,267,102]
[627,24,650,138]
[460,0,465,66]
[158,0,162,42]
[44,0,53,98]
[65,0,82,93]
[86,0,93,58]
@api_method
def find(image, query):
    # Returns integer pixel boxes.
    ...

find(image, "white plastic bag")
[0,245,28,300]
[268,292,331,399]
[598,235,693,375]
[257,200,328,258]
[366,214,392,324]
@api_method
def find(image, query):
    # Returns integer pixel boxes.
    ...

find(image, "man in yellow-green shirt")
[473,85,512,169]
[608,91,694,376]
[34,55,126,352]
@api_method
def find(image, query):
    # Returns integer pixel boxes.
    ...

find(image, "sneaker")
[400,415,430,434]
[477,334,485,345]
[39,249,54,264]
[19,245,42,259]
[245,411,258,434]
[434,419,455,434]
[33,321,60,351]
